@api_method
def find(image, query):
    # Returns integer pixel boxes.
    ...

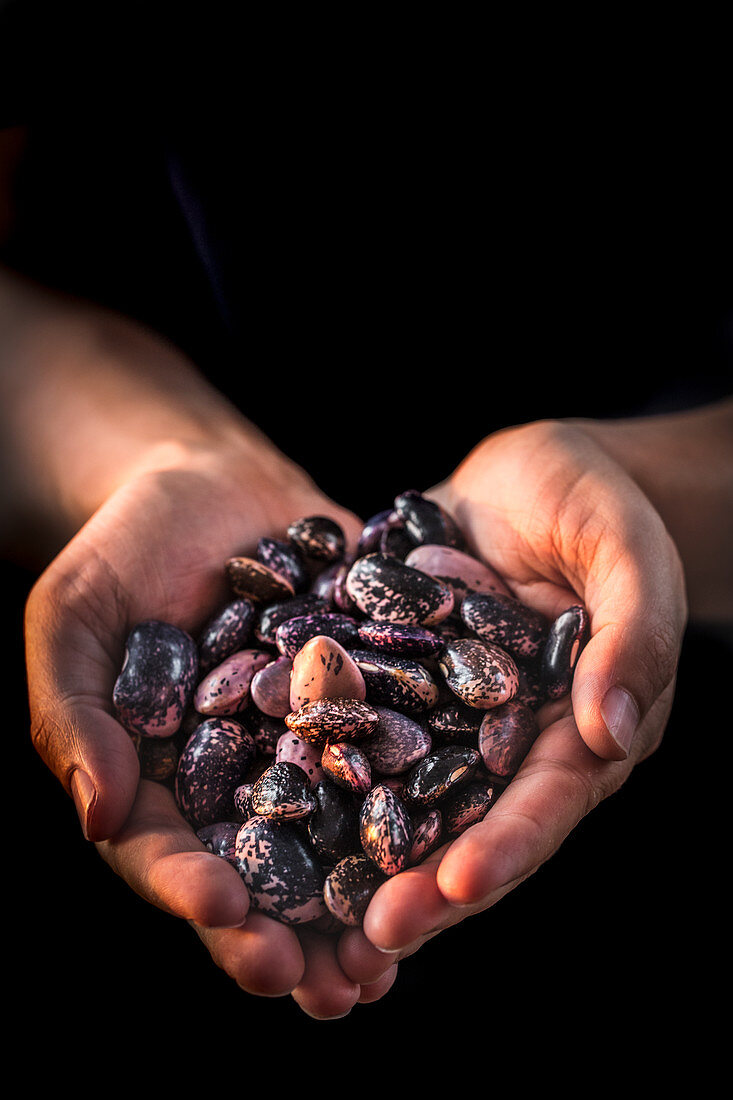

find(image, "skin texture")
[2,263,731,1019]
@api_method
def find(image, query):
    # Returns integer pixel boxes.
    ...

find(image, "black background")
[2,4,732,1079]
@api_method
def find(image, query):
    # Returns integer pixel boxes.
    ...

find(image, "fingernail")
[70,769,96,839]
[601,686,640,756]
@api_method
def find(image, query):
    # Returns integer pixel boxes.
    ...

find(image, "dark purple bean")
[438,638,519,709]
[403,745,481,807]
[307,780,362,863]
[442,780,497,836]
[323,854,387,926]
[235,815,327,925]
[275,612,361,659]
[175,717,257,830]
[478,698,540,778]
[379,519,415,559]
[514,658,549,710]
[225,556,296,603]
[255,593,330,646]
[345,552,454,627]
[287,515,345,563]
[321,741,372,794]
[393,489,465,549]
[426,700,483,743]
[541,604,591,699]
[197,821,240,865]
[241,709,286,754]
[113,620,199,738]
[251,761,317,821]
[408,808,444,865]
[256,536,308,592]
[310,562,339,604]
[137,735,179,782]
[359,783,414,877]
[197,598,257,675]
[461,590,549,660]
[357,619,443,657]
[357,510,395,556]
[332,558,359,613]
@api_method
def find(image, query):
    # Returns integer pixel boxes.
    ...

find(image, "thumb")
[24,566,142,842]
[568,496,687,762]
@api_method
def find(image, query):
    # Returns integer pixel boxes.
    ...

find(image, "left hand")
[349,418,687,957]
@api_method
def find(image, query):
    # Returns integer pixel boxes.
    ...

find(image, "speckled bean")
[323,854,387,926]
[275,731,325,787]
[285,698,380,745]
[256,536,308,593]
[197,598,257,675]
[193,648,272,716]
[113,619,199,738]
[226,555,296,603]
[356,619,443,657]
[348,648,441,712]
[251,760,317,820]
[461,590,549,660]
[320,740,372,794]
[175,717,257,830]
[438,638,519,709]
[287,515,345,563]
[359,783,414,877]
[361,705,432,775]
[255,593,330,646]
[345,552,455,627]
[235,815,327,925]
[275,612,361,659]
[478,698,540,778]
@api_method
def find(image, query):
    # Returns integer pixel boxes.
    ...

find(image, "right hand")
[23,440,397,1016]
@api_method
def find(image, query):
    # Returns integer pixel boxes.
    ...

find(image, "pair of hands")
[24,418,687,1018]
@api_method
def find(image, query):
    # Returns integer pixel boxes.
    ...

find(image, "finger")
[363,701,653,951]
[356,964,399,1004]
[362,848,456,953]
[566,482,687,761]
[194,913,306,997]
[25,568,141,841]
[97,779,251,928]
[336,925,401,985]
[290,928,363,1019]
[435,692,671,908]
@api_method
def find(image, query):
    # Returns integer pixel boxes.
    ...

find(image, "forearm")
[0,266,310,562]
[568,399,733,623]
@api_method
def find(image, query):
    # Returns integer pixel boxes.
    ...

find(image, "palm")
[24,460,368,1015]
[356,421,682,961]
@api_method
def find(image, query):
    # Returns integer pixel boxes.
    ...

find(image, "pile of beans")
[112,490,590,930]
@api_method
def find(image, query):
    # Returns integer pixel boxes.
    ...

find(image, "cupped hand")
[23,440,395,1017]
[357,418,687,955]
